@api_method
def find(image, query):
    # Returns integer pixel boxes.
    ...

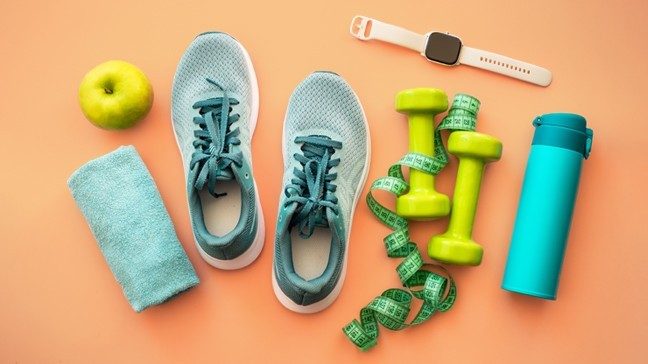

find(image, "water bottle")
[502,113,593,300]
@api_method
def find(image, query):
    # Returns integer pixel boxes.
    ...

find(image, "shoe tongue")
[215,169,235,181]
[197,89,226,101]
[216,158,245,181]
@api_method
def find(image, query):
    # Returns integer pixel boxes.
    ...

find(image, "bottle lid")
[532,113,593,159]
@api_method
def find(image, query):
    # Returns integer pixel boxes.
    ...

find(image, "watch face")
[424,32,462,65]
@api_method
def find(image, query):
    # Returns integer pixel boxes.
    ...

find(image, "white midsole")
[272,76,372,313]
[171,34,264,270]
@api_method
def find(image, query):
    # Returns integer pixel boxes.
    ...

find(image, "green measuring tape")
[342,94,480,351]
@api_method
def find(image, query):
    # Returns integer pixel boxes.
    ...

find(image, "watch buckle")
[350,16,373,40]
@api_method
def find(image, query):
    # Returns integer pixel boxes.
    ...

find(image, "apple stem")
[104,88,113,94]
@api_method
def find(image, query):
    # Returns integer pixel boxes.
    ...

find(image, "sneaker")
[272,72,370,313]
[171,32,264,269]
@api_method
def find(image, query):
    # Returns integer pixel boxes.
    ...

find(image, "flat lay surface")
[1,0,647,362]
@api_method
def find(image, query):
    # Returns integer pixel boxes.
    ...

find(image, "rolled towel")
[68,145,199,312]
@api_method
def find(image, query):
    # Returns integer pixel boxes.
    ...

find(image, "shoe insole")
[291,227,331,280]
[199,180,241,236]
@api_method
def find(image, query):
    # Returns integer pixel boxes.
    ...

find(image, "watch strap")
[350,15,427,53]
[458,46,552,86]
[349,15,553,87]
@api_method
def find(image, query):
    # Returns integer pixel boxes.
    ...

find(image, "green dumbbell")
[395,88,451,220]
[428,131,502,265]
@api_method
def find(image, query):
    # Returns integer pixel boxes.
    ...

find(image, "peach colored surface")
[1,0,647,362]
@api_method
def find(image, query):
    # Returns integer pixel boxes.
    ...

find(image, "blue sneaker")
[272,72,370,313]
[172,32,264,269]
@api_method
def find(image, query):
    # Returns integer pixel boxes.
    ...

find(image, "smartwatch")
[350,15,552,87]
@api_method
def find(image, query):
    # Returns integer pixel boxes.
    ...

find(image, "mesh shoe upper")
[172,32,259,260]
[274,72,369,306]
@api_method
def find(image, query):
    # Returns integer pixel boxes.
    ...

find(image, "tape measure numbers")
[343,94,480,351]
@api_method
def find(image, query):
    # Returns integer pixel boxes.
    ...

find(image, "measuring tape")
[342,94,480,351]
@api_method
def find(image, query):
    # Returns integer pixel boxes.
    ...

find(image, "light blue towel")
[68,145,199,312]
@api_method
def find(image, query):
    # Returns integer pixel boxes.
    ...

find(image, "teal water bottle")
[502,113,593,300]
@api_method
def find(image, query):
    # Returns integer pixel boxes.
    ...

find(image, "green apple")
[78,60,153,130]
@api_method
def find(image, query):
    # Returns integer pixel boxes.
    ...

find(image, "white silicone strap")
[458,46,552,86]
[350,15,552,87]
[350,15,426,53]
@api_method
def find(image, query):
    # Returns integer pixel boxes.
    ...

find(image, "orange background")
[1,0,647,362]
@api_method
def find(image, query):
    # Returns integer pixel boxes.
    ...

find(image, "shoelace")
[283,135,342,238]
[189,78,243,197]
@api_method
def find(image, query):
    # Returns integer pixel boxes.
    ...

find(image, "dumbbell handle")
[408,113,436,191]
[447,158,485,238]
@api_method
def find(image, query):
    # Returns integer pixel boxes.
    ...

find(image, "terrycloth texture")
[68,145,199,312]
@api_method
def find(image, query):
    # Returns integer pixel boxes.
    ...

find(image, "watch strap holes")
[479,56,530,74]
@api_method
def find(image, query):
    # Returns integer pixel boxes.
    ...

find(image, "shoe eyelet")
[244,173,250,179]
